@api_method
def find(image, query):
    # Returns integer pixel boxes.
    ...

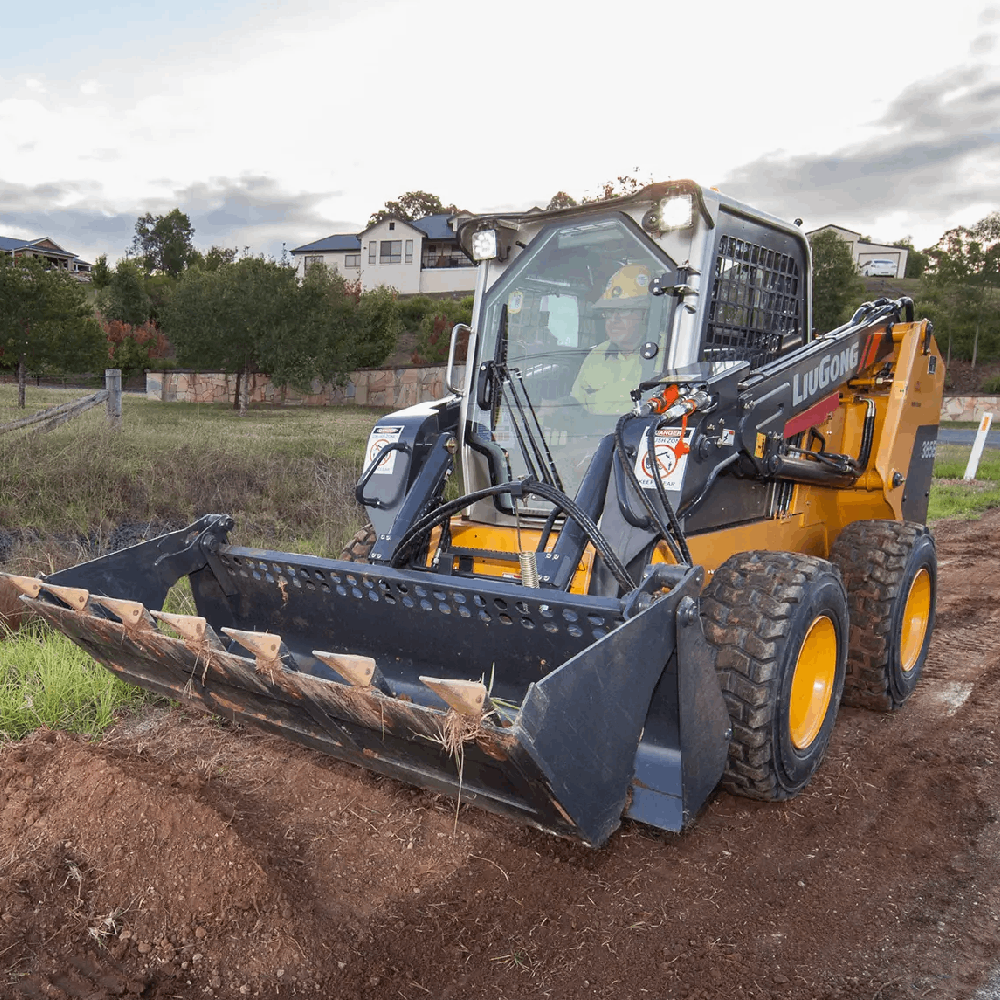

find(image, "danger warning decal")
[633,428,693,492]
[364,425,404,476]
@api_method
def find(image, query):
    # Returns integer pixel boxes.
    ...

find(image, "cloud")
[720,64,1000,244]
[0,175,360,264]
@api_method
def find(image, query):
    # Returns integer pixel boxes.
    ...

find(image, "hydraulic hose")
[390,480,636,593]
[612,413,690,566]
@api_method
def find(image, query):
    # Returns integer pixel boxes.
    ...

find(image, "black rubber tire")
[830,520,936,712]
[339,523,376,563]
[701,551,849,801]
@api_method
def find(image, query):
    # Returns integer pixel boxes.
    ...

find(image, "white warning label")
[633,427,692,492]
[364,425,404,476]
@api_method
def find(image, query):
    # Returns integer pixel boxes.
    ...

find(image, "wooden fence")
[0,370,123,435]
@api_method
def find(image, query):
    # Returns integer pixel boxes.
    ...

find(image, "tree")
[132,209,197,278]
[164,258,401,413]
[368,191,457,226]
[202,246,239,272]
[164,257,302,414]
[101,259,152,327]
[891,237,928,279]
[808,230,866,334]
[582,171,648,204]
[920,217,1000,364]
[297,265,402,375]
[0,256,105,407]
[91,253,112,289]
[545,170,650,209]
[545,191,578,211]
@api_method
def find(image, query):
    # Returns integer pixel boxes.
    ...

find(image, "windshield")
[472,214,679,507]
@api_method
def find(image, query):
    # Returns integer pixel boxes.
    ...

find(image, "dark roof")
[410,214,456,240]
[290,234,362,254]
[0,235,76,257]
[805,224,862,238]
[291,214,460,255]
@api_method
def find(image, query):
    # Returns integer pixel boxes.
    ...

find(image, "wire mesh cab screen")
[703,212,807,369]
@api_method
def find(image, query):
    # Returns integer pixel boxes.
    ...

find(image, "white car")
[859,259,897,277]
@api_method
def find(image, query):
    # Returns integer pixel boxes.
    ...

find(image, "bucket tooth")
[150,610,208,643]
[1,573,42,599]
[221,627,282,669]
[313,651,377,688]
[94,596,153,630]
[419,676,488,718]
[42,583,89,612]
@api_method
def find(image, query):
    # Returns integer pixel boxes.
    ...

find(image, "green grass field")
[1,385,998,740]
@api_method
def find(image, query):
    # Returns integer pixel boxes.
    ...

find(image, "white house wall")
[359,220,424,295]
[807,225,909,279]
[419,266,476,295]
[293,218,476,296]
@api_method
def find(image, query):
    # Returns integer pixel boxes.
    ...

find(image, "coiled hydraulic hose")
[390,479,636,593]
[612,413,691,566]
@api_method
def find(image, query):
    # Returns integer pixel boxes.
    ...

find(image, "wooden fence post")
[105,369,122,430]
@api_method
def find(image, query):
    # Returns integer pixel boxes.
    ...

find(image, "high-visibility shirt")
[571,341,646,415]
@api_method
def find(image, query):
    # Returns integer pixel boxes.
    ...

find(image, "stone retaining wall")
[941,396,1000,422]
[145,370,995,421]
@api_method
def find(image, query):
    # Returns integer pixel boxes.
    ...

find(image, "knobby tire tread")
[340,523,376,563]
[830,519,932,712]
[701,551,843,801]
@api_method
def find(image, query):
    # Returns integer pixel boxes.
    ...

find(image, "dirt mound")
[4,513,1000,999]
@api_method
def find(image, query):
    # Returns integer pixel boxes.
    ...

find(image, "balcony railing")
[421,251,474,269]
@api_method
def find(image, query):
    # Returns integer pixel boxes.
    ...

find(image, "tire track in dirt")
[2,511,1000,999]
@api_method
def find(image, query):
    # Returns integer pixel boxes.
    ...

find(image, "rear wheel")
[830,520,936,711]
[340,523,376,563]
[701,551,849,800]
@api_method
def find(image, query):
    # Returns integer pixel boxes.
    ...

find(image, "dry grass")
[0,385,390,566]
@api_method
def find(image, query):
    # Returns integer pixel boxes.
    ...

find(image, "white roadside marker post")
[963,413,993,481]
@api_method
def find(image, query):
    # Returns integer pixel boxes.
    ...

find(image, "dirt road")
[2,511,999,1000]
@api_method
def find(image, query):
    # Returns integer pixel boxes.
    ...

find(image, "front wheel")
[830,520,936,711]
[339,523,376,563]
[701,551,849,801]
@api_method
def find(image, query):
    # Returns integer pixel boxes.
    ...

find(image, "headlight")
[471,230,499,260]
[658,194,694,230]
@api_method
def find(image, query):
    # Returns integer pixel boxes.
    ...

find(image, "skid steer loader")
[4,181,944,847]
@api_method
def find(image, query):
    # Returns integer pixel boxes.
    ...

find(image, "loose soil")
[3,513,1000,1000]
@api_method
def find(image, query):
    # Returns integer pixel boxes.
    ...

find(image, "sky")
[2,0,998,266]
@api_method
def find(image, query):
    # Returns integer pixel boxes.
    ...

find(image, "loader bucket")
[9,517,728,846]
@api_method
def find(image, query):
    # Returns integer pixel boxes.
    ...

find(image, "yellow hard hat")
[595,264,652,309]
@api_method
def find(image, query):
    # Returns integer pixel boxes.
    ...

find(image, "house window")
[389,222,395,231]
[304,255,324,273]
[369,243,377,264]
[405,240,413,264]
[344,254,360,268]
[380,240,402,264]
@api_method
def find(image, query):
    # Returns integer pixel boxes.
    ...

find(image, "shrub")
[101,316,172,381]
[411,297,473,364]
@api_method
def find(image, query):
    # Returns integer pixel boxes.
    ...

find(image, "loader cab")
[458,184,811,525]
[465,211,690,516]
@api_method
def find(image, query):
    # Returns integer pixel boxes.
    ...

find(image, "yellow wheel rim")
[789,615,838,750]
[900,568,931,673]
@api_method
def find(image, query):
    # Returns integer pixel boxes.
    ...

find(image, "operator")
[571,263,654,415]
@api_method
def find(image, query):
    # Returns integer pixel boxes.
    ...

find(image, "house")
[0,236,92,279]
[805,225,908,280]
[290,213,476,296]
